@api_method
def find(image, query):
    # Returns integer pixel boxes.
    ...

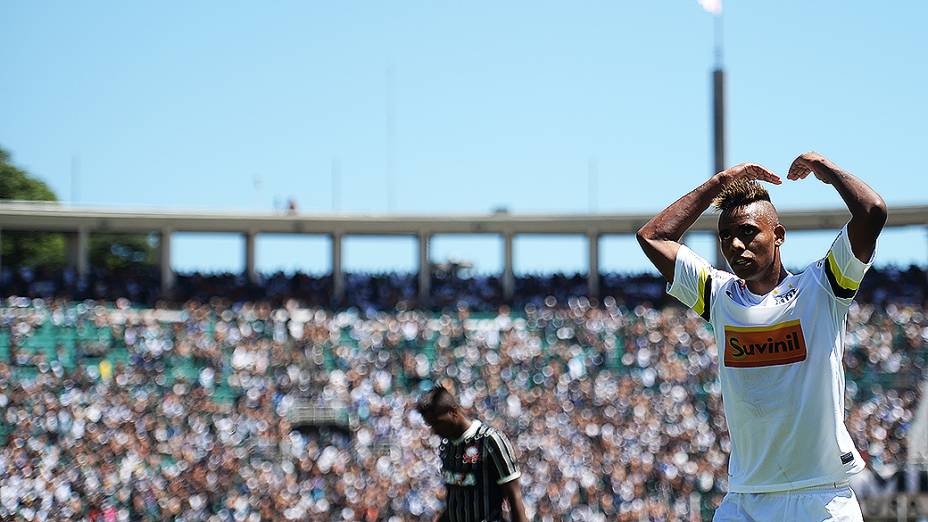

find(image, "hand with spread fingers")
[716,162,783,186]
[788,151,835,184]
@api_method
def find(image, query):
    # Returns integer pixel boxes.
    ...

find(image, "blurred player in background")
[416,386,529,522]
[637,152,887,520]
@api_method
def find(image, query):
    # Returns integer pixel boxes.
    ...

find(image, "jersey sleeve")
[820,224,874,301]
[666,245,734,322]
[485,430,521,485]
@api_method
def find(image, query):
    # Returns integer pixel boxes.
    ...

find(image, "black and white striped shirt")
[439,420,521,522]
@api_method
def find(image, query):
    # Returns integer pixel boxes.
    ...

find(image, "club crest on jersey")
[724,320,807,368]
[463,445,480,464]
[772,284,798,305]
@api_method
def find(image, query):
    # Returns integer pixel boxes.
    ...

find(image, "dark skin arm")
[500,478,529,522]
[434,485,449,522]
[636,163,782,282]
[787,152,887,263]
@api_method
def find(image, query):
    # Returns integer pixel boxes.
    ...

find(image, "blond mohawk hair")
[712,179,772,211]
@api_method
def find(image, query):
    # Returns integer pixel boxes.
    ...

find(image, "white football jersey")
[668,224,872,493]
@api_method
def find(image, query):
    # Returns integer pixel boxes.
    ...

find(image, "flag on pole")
[698,0,722,15]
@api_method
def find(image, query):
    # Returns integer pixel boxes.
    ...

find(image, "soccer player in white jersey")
[636,152,887,521]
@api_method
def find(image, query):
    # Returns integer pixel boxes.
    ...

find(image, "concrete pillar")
[159,228,174,295]
[418,232,430,302]
[332,232,344,303]
[67,228,90,280]
[78,228,90,279]
[244,231,257,284]
[587,231,599,298]
[502,231,514,301]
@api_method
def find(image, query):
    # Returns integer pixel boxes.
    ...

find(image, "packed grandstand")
[1,267,925,521]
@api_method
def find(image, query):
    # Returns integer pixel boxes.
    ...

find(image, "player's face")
[422,411,458,439]
[718,202,784,281]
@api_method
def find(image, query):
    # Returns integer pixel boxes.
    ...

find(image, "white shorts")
[713,482,863,522]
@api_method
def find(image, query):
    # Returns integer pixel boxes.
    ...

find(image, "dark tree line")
[1,146,156,272]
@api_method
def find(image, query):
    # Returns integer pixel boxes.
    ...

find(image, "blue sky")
[2,1,926,275]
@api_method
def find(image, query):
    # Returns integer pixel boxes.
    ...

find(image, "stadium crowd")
[0,290,924,521]
[1,264,924,310]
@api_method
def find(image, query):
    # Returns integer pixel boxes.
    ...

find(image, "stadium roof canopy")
[1,201,926,234]
[1,201,926,299]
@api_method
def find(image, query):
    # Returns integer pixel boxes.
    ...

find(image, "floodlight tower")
[710,8,727,269]
[712,14,724,185]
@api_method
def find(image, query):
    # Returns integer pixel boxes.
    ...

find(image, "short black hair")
[416,385,458,418]
[712,179,772,212]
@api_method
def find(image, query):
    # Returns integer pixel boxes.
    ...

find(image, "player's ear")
[774,224,785,247]
[449,407,465,423]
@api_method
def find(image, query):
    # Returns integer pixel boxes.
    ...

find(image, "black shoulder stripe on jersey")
[487,431,518,478]
[824,258,857,299]
[700,273,713,321]
[498,434,518,473]
[487,437,506,478]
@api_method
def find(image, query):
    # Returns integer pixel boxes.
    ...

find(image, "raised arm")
[636,163,781,282]
[787,152,887,262]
